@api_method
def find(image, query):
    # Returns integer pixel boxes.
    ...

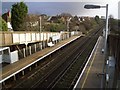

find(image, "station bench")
[47,42,54,47]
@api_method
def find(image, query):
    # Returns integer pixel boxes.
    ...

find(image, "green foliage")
[109,18,120,35]
[109,18,118,30]
[0,17,8,31]
[2,13,7,22]
[79,17,101,35]
[82,19,92,31]
[79,24,86,34]
[49,24,56,32]
[11,2,28,31]
[95,15,100,24]
[45,23,66,32]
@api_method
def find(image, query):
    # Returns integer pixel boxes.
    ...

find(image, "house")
[2,10,11,22]
[47,16,61,23]
[7,22,13,30]
[2,10,13,31]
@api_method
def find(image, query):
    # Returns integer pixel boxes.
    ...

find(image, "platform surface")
[74,36,105,89]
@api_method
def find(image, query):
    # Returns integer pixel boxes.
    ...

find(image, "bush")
[44,23,66,32]
[0,17,8,31]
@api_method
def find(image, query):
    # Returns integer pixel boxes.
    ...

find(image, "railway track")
[10,26,103,89]
[13,36,87,88]
[29,27,102,88]
[53,38,97,89]
[31,37,93,88]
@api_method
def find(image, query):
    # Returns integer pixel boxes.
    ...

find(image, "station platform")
[74,36,105,89]
[0,35,81,83]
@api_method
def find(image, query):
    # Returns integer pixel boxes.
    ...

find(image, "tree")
[23,14,40,31]
[73,15,79,21]
[11,2,28,31]
[109,16,119,34]
[60,13,72,17]
[0,17,8,31]
[95,15,100,24]
[82,19,91,31]
[44,23,66,32]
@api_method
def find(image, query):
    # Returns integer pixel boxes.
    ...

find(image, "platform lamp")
[84,4,109,88]
[84,4,108,56]
[39,16,42,41]
[67,17,72,38]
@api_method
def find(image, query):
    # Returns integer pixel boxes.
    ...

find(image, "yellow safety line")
[81,42,99,89]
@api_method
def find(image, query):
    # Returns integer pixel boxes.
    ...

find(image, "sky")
[118,1,120,19]
[1,0,120,19]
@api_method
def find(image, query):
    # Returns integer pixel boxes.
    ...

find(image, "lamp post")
[84,4,108,55]
[39,16,42,32]
[39,16,42,41]
[67,17,72,38]
[84,4,109,88]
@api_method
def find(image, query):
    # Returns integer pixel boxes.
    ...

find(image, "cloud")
[2,0,119,18]
[26,2,105,16]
